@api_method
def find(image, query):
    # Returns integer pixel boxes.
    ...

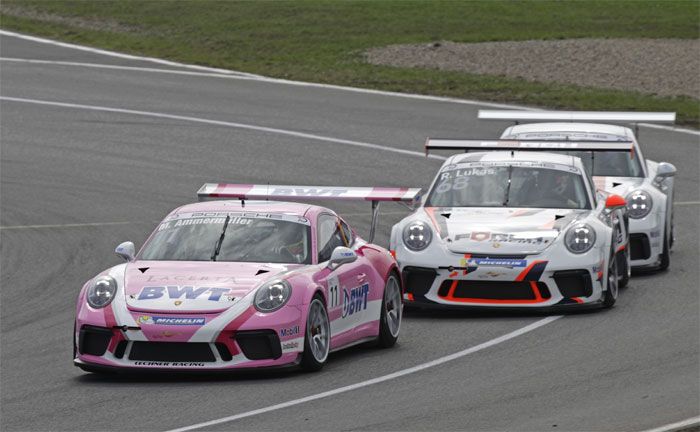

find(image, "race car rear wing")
[197,183,422,243]
[478,110,676,123]
[425,139,634,155]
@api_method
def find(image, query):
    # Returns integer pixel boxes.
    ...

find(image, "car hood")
[123,261,297,313]
[593,176,645,196]
[424,207,585,255]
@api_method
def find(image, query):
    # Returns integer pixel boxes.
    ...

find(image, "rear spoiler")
[197,183,422,242]
[478,110,676,123]
[425,139,634,156]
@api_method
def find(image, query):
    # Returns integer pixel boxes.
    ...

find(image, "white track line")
[0,211,410,231]
[676,201,700,206]
[0,221,145,230]
[1,30,698,137]
[165,315,562,432]
[0,57,259,80]
[0,30,261,78]
[636,122,700,137]
[0,96,447,161]
[639,416,700,432]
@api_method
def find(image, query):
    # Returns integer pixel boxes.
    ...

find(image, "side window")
[317,214,346,263]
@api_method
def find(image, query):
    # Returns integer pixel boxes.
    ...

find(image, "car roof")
[170,200,318,217]
[448,150,577,167]
[502,122,633,139]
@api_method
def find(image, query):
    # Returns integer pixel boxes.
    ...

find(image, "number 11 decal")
[328,275,340,309]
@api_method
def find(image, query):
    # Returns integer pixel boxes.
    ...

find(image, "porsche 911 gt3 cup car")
[390,140,629,310]
[480,110,677,271]
[74,184,420,373]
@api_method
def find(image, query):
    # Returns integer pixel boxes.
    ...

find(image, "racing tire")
[300,294,331,372]
[377,273,402,349]
[73,323,77,360]
[602,249,619,309]
[658,225,671,271]
[618,247,630,289]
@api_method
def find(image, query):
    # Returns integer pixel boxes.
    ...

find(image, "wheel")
[602,249,619,308]
[658,225,671,271]
[377,274,402,348]
[300,294,330,372]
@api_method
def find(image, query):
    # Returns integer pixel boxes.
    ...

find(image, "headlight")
[565,223,596,254]
[87,275,117,308]
[254,280,291,313]
[626,190,653,219]
[402,221,432,251]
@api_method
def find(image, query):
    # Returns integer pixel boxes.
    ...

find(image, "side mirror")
[115,241,135,262]
[655,162,677,183]
[605,194,626,209]
[327,246,357,270]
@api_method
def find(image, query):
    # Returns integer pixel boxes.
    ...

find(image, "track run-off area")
[1,31,698,432]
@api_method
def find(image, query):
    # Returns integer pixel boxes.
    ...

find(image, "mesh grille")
[439,280,550,301]
[128,342,216,362]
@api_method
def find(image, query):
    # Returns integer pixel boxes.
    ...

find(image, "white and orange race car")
[390,140,629,310]
[480,110,677,271]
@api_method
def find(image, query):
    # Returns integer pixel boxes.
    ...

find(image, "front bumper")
[74,304,306,372]
[628,211,665,269]
[399,253,606,309]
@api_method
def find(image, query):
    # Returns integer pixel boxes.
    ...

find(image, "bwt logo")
[137,286,231,301]
[272,188,347,197]
[342,284,369,318]
[519,142,578,148]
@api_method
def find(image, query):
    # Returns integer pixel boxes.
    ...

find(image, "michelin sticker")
[469,258,527,268]
[137,316,205,326]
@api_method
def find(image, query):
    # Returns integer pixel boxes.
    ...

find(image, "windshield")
[140,214,312,264]
[507,132,644,178]
[567,151,644,177]
[427,164,590,209]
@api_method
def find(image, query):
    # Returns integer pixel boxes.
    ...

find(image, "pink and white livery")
[74,184,420,373]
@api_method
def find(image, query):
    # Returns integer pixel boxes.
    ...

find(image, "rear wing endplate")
[478,110,676,123]
[197,183,422,243]
[425,139,634,155]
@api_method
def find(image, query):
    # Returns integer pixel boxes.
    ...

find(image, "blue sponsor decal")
[469,258,527,268]
[342,283,369,318]
[137,286,231,301]
[279,325,300,337]
[137,316,205,326]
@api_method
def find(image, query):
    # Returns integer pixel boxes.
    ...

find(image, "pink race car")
[74,184,420,373]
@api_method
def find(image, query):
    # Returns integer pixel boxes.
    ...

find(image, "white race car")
[390,140,629,310]
[480,110,677,271]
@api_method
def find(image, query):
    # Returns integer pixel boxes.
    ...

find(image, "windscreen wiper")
[211,214,231,261]
[502,165,513,206]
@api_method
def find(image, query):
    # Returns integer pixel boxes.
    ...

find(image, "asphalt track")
[1,32,698,432]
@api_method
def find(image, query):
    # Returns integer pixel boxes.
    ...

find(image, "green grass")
[1,0,698,126]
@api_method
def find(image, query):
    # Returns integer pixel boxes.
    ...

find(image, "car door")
[316,213,370,347]
[337,217,383,339]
